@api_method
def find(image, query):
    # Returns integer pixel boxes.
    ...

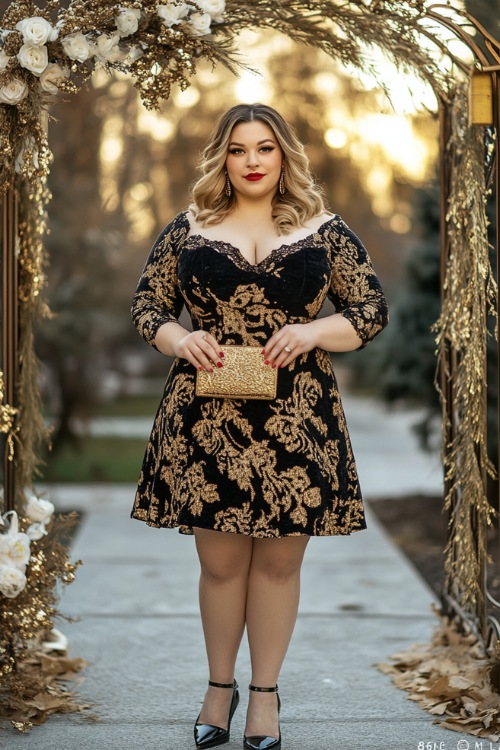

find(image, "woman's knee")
[194,528,252,583]
[251,537,309,583]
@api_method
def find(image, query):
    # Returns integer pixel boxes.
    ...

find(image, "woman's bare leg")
[194,527,253,728]
[244,535,310,738]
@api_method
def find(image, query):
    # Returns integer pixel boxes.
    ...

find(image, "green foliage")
[40,436,146,482]
[349,183,441,447]
[378,186,441,413]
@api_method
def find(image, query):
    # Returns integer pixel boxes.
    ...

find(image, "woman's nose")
[246,151,259,167]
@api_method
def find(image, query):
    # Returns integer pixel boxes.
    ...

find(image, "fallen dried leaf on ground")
[376,603,500,742]
[0,629,95,733]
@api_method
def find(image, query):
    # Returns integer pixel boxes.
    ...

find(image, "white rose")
[17,42,48,76]
[115,7,141,37]
[157,2,190,27]
[0,565,27,598]
[26,492,55,524]
[0,510,31,569]
[0,50,13,70]
[40,62,69,94]
[0,78,27,105]
[195,0,225,22]
[4,532,30,570]
[61,32,92,63]
[15,17,58,46]
[26,522,48,541]
[93,32,122,63]
[187,11,212,36]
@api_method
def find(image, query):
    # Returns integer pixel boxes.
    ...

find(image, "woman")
[130,103,389,750]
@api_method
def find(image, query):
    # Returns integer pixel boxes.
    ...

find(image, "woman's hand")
[262,323,317,369]
[173,330,224,372]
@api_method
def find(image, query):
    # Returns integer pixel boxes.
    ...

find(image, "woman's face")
[225,120,283,200]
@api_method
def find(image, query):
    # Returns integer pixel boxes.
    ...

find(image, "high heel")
[243,684,281,750]
[194,679,239,749]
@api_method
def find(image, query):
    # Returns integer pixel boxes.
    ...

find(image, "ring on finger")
[283,345,292,353]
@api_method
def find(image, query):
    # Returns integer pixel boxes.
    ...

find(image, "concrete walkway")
[5,482,476,750]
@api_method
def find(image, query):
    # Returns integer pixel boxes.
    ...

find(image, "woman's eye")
[228,147,275,154]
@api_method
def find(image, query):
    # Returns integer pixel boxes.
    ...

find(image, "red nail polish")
[272,363,276,369]
[261,349,265,355]
[279,363,285,368]
[219,351,224,357]
[216,362,223,368]
[198,366,204,371]
[264,359,270,365]
[209,368,214,372]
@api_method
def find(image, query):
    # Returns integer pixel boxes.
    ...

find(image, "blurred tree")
[366,183,441,448]
[37,81,134,451]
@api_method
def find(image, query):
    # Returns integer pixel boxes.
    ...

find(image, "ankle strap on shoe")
[208,679,238,689]
[248,684,279,692]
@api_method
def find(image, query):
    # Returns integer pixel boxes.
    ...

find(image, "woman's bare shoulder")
[184,207,208,236]
[307,211,337,231]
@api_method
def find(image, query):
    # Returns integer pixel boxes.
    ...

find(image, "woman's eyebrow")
[228,139,276,146]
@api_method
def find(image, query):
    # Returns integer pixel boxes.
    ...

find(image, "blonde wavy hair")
[189,103,327,235]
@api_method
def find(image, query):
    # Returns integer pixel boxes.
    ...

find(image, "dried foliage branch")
[434,86,498,611]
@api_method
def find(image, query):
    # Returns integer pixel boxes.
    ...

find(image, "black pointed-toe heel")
[194,679,239,749]
[243,684,281,750]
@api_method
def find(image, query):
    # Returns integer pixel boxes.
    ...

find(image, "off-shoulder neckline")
[178,210,338,269]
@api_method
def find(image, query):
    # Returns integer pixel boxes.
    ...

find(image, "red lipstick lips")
[244,173,265,181]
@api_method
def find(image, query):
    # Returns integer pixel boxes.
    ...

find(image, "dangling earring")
[224,169,232,198]
[279,166,286,195]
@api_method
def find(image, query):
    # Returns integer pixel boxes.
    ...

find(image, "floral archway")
[1,0,499,738]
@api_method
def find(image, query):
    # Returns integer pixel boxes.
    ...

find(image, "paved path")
[4,482,475,750]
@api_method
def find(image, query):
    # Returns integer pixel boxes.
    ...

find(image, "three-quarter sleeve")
[326,216,389,349]
[131,211,188,352]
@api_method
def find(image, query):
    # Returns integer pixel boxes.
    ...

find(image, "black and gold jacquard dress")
[130,209,389,538]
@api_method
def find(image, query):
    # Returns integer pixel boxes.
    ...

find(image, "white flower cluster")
[0,2,226,107]
[157,0,225,36]
[0,16,69,104]
[0,490,55,599]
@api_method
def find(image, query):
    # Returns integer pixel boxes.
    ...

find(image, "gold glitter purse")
[195,345,278,400]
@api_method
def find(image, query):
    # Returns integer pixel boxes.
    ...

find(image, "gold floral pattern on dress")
[178,462,220,518]
[190,396,325,531]
[130,209,389,538]
[265,372,326,452]
[324,218,389,348]
[190,283,289,344]
[131,216,189,351]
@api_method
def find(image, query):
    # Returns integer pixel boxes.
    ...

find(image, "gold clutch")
[195,345,278,400]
